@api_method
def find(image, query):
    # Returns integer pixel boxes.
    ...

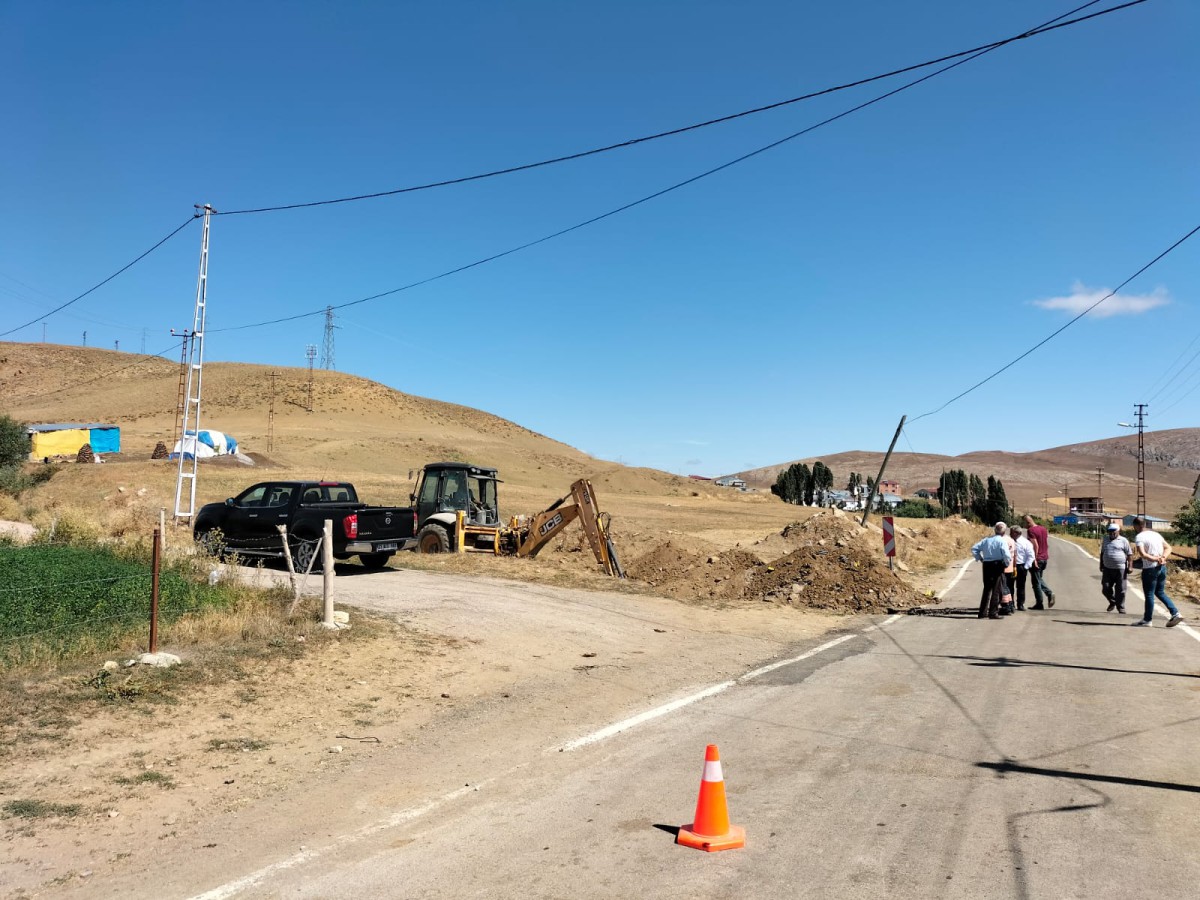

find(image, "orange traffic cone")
[677,744,746,852]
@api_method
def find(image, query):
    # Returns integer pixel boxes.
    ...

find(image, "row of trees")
[771,461,836,506]
[937,469,1011,523]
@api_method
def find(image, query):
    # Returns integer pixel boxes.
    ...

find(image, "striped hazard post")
[882,516,896,569]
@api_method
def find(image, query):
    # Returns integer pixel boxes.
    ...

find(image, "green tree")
[1174,498,1200,546]
[811,461,834,506]
[0,414,29,469]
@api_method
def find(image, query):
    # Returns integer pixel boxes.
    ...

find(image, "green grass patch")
[3,798,82,819]
[114,771,175,789]
[0,542,282,667]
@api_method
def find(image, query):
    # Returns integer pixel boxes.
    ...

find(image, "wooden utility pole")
[862,415,906,527]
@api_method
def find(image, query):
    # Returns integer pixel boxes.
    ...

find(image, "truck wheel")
[360,552,393,570]
[417,524,450,554]
[293,534,323,573]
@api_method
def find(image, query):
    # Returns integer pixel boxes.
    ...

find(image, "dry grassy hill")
[1,341,792,551]
[733,430,1200,519]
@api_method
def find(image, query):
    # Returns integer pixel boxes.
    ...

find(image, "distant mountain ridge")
[729,429,1200,518]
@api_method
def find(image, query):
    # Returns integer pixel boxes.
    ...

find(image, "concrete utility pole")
[1097,466,1104,514]
[861,415,906,527]
[305,345,317,413]
[114,340,119,351]
[1134,403,1147,518]
[173,204,215,522]
[82,330,87,347]
[267,370,280,452]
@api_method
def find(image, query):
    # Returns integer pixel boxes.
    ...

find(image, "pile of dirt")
[151,440,169,459]
[75,443,94,463]
[624,510,923,613]
[749,543,920,612]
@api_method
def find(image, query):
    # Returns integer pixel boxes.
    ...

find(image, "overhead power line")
[1147,340,1200,403]
[215,0,1126,334]
[0,215,199,339]
[910,223,1200,424]
[214,0,1145,217]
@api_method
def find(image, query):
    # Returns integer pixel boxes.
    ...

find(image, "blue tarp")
[88,426,120,454]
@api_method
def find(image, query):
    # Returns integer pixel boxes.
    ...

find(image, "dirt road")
[2,561,852,898]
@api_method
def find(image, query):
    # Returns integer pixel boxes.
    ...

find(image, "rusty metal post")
[150,528,161,653]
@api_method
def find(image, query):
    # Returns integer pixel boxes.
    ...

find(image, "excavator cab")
[412,462,501,552]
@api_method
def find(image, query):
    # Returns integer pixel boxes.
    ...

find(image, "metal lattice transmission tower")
[305,345,317,412]
[1134,403,1148,518]
[321,306,338,370]
[174,205,214,522]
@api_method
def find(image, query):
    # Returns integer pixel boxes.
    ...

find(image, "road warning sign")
[882,516,896,558]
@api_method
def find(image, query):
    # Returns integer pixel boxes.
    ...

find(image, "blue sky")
[2,1,1197,475]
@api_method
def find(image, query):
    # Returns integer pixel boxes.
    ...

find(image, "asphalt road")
[192,538,1199,899]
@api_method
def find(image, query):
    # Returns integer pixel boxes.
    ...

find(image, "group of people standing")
[971,515,1054,618]
[1098,516,1183,627]
[971,514,1184,627]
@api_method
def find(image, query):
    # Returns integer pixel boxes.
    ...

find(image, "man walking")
[1099,522,1131,613]
[1023,514,1055,609]
[972,522,1013,619]
[1132,517,1183,627]
[1011,525,1036,611]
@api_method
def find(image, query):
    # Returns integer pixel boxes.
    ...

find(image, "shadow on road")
[978,761,1200,794]
[936,654,1200,679]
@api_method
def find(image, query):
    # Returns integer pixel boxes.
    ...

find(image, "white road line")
[1058,536,1097,560]
[559,680,736,752]
[940,558,974,598]
[1124,582,1200,644]
[739,634,857,681]
[189,783,483,900]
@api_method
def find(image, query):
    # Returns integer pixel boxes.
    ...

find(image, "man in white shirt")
[1132,517,1183,627]
[1011,526,1037,611]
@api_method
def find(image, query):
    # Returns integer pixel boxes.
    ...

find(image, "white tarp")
[170,435,217,460]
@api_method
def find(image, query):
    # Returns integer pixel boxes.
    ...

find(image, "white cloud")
[681,439,709,446]
[1033,282,1170,318]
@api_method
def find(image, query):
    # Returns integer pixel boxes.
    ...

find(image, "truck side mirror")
[225,498,234,507]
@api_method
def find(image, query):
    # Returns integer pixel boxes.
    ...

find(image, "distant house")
[714,476,746,489]
[879,479,902,496]
[880,493,902,509]
[914,487,939,500]
[1121,514,1172,532]
[1069,496,1104,514]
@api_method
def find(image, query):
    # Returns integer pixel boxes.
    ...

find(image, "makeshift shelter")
[170,429,239,461]
[27,423,121,458]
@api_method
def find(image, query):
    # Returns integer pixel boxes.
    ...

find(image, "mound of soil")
[624,510,923,613]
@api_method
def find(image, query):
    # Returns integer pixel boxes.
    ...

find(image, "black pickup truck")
[193,481,416,571]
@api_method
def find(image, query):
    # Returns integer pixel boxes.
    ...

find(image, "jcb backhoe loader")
[409,462,625,577]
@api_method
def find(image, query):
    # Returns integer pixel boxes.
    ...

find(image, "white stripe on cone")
[702,760,723,782]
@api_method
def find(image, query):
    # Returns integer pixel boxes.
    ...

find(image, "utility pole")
[141,328,146,354]
[267,370,280,452]
[173,204,214,522]
[305,345,317,412]
[114,340,119,351]
[1134,403,1147,518]
[42,323,46,343]
[170,329,193,450]
[1097,466,1104,515]
[82,330,87,347]
[861,414,906,527]
[321,306,338,371]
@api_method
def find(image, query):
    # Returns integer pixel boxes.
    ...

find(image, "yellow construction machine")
[410,462,625,577]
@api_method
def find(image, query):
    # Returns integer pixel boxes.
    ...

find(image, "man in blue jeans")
[1132,517,1183,628]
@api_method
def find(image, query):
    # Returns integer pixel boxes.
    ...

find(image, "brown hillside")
[733,431,1200,519]
[1,341,804,557]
